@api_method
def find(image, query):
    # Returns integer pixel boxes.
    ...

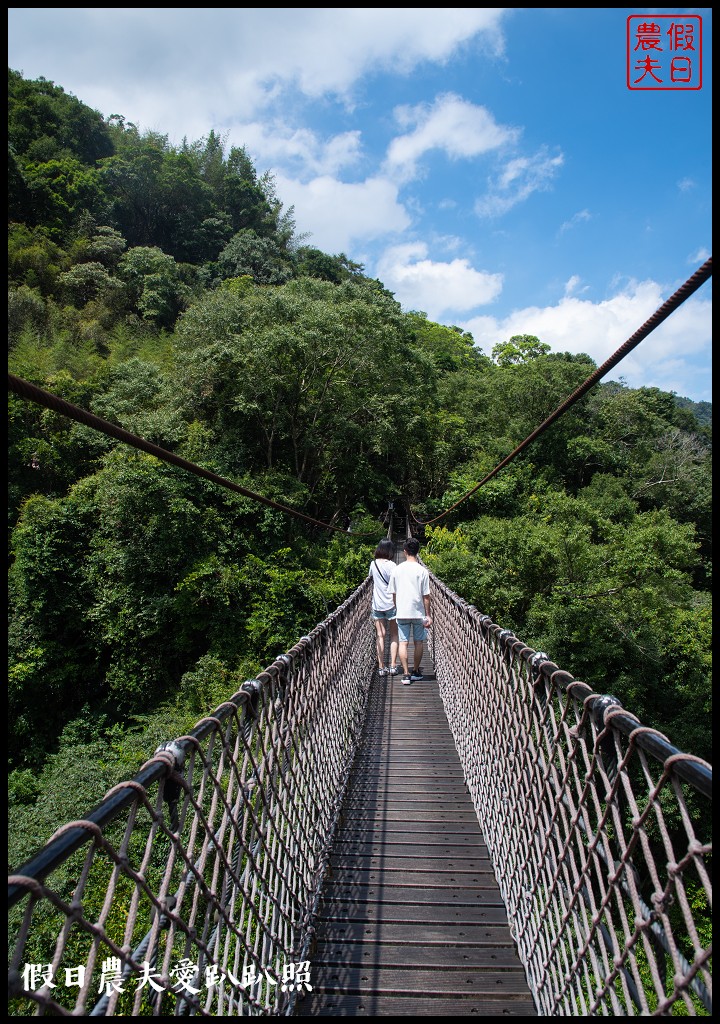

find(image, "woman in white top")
[368,538,400,676]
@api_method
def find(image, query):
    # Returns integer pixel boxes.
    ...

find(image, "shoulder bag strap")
[373,560,390,585]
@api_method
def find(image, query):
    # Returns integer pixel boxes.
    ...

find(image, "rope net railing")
[8,579,375,1017]
[430,571,712,1016]
[8,572,712,1016]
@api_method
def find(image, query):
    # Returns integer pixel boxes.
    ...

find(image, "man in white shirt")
[389,537,432,685]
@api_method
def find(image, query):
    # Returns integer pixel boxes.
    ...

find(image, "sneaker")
[388,665,401,675]
[378,667,389,676]
[401,674,413,685]
[410,669,423,680]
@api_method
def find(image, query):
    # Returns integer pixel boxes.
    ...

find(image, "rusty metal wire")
[410,256,712,527]
[430,572,712,1016]
[6,373,380,537]
[8,580,375,1017]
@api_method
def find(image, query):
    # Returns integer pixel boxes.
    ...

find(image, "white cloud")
[385,93,518,181]
[375,243,503,319]
[274,175,411,254]
[559,209,591,234]
[475,148,564,217]
[689,247,711,264]
[564,275,586,297]
[459,279,712,399]
[236,123,363,178]
[270,9,508,97]
[8,9,508,138]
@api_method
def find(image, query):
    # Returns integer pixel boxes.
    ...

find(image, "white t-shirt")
[369,559,395,612]
[390,560,430,619]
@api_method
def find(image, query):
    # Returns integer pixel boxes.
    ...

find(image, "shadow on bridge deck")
[299,642,537,1016]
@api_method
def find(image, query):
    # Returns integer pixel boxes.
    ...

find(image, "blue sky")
[8,8,713,401]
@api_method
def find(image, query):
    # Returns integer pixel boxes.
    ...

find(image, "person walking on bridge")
[390,537,432,685]
[369,539,400,677]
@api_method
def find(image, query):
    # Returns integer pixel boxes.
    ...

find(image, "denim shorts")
[372,608,397,621]
[397,619,427,642]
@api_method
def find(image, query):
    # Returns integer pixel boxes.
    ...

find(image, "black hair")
[374,539,395,560]
[404,537,420,556]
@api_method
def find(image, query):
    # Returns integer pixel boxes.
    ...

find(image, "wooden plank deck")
[300,639,537,1016]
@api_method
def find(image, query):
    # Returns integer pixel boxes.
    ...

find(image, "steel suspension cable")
[7,373,379,536]
[410,256,712,527]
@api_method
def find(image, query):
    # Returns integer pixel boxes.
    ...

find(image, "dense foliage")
[8,70,711,876]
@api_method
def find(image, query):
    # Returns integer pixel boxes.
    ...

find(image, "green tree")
[173,276,433,512]
[221,145,277,236]
[9,489,100,767]
[117,246,191,327]
[8,69,114,165]
[7,372,111,525]
[57,261,122,307]
[425,490,709,762]
[491,333,551,365]
[90,357,186,445]
[8,222,68,294]
[23,158,108,239]
[70,224,127,269]
[8,285,51,347]
[99,129,167,247]
[216,229,293,285]
[294,246,347,283]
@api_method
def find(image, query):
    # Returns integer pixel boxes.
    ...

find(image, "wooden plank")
[330,839,489,856]
[338,820,481,831]
[313,919,516,942]
[329,855,493,872]
[338,823,482,834]
[347,780,468,790]
[305,965,534,996]
[340,798,479,812]
[299,993,537,1016]
[320,868,499,888]
[316,903,514,926]
[308,647,538,1016]
[339,811,481,824]
[313,944,527,969]
[320,885,509,907]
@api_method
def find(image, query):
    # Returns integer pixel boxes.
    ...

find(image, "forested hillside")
[8,69,712,870]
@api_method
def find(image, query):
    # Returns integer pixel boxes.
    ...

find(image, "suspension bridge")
[7,260,713,1016]
[7,510,712,1016]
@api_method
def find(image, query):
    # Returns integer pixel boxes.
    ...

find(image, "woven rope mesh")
[8,573,712,1015]
[430,572,711,1016]
[8,580,375,1016]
